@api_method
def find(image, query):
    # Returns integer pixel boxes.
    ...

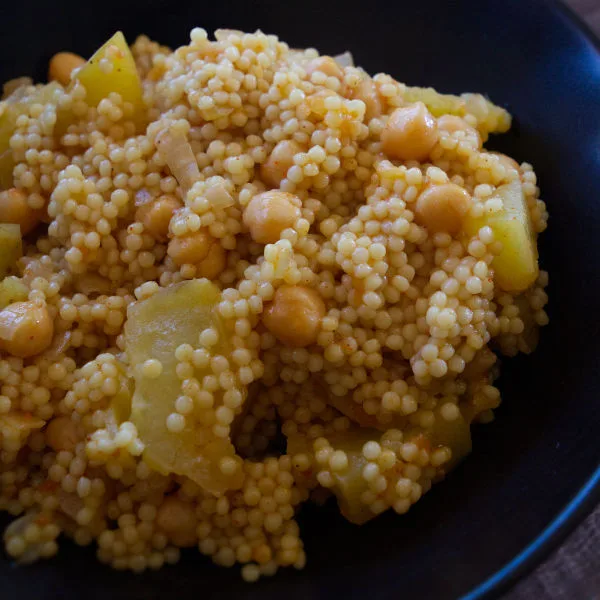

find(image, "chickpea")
[156,496,197,547]
[46,417,80,452]
[305,56,343,80]
[260,140,302,188]
[48,52,86,86]
[167,230,212,266]
[437,115,481,147]
[263,285,326,347]
[136,195,182,241]
[0,188,43,235]
[381,102,438,162]
[414,183,471,234]
[351,76,382,121]
[243,191,302,244]
[0,301,54,358]
[196,242,227,279]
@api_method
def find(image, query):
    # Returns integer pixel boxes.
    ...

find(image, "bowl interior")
[1,0,600,598]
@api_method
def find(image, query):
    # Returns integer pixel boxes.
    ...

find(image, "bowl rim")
[463,2,600,597]
[0,2,598,598]
[464,466,600,598]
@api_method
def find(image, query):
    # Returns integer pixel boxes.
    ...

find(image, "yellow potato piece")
[76,31,144,116]
[125,279,244,495]
[404,86,467,118]
[420,406,472,471]
[403,88,511,137]
[461,93,512,136]
[288,429,379,525]
[0,224,22,279]
[326,430,381,524]
[288,408,471,525]
[464,179,538,292]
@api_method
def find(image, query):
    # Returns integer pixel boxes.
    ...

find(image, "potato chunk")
[403,87,511,138]
[125,280,244,494]
[76,31,144,117]
[288,407,471,525]
[464,179,538,292]
[422,406,472,471]
[288,429,377,524]
[403,86,466,118]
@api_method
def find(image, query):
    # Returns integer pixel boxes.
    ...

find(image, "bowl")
[1,0,600,598]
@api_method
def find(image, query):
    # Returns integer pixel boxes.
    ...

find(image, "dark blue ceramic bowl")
[1,0,599,598]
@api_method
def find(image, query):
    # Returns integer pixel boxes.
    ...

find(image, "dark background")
[0,0,599,598]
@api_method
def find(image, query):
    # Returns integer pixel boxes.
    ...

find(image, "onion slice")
[155,127,200,195]
[333,51,354,68]
[44,330,72,361]
[205,183,234,210]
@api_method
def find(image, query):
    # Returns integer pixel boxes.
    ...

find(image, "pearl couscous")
[0,27,548,580]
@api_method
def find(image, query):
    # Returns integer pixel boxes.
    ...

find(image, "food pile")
[0,29,548,580]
